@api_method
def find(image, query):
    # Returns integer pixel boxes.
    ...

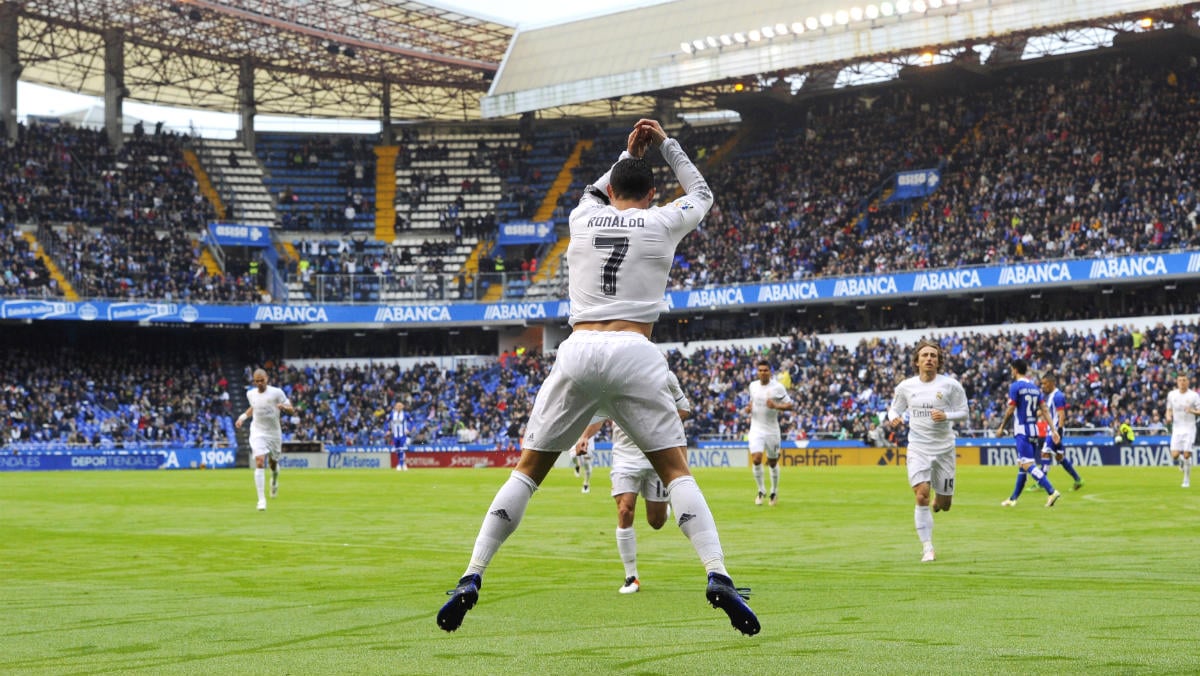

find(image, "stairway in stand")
[373,145,400,242]
[21,231,79,300]
[533,139,592,222]
[183,149,227,220]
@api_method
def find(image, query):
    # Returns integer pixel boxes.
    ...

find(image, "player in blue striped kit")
[390,401,409,471]
[1039,373,1083,491]
[995,359,1062,507]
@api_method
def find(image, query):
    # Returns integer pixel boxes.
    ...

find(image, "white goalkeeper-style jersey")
[567,138,712,325]
[611,372,692,471]
[887,374,968,455]
[747,379,792,437]
[246,385,290,441]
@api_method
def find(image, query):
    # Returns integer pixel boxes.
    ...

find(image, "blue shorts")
[393,435,408,449]
[1015,434,1039,462]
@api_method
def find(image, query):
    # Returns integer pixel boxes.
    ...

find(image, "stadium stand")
[4,45,1200,456]
[258,133,378,231]
[0,222,56,296]
[7,52,1196,307]
[4,315,1195,450]
[663,55,1200,290]
[192,138,277,227]
[285,235,476,303]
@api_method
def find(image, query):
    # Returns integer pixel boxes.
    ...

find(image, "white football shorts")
[524,331,685,454]
[610,467,669,502]
[748,431,782,459]
[1171,426,1196,452]
[249,435,282,461]
[906,447,956,496]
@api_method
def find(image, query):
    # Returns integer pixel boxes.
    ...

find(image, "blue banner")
[4,250,1199,325]
[208,223,273,247]
[0,451,165,471]
[977,442,1174,467]
[0,448,237,471]
[497,220,555,245]
[665,250,1192,308]
[888,168,941,201]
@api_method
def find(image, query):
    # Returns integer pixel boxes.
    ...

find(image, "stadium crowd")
[2,50,1199,453]
[0,121,262,301]
[0,54,1197,306]
[4,319,1195,449]
[662,56,1200,289]
[0,222,55,296]
[1,340,235,448]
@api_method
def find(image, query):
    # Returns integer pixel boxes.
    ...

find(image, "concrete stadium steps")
[533,139,592,222]
[183,149,226,220]
[460,239,487,283]
[198,245,223,277]
[374,145,400,241]
[194,139,277,227]
[281,241,299,261]
[21,231,78,300]
[529,236,569,288]
[481,275,505,301]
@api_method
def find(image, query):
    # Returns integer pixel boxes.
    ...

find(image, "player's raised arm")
[579,122,649,207]
[649,122,713,237]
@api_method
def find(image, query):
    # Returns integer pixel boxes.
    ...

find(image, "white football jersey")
[246,385,290,441]
[1168,388,1200,427]
[567,139,712,325]
[887,374,968,454]
[748,379,793,436]
[611,373,692,471]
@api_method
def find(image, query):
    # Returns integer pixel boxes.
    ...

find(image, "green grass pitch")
[3,465,1198,674]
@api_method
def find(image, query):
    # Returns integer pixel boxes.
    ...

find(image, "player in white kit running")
[887,340,969,562]
[235,368,295,511]
[437,119,759,637]
[745,360,794,506]
[1165,373,1200,488]
[577,371,692,594]
[571,432,595,493]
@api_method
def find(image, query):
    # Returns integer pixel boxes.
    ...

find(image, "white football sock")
[667,475,727,577]
[254,467,265,501]
[1184,456,1192,484]
[616,527,638,578]
[752,464,765,493]
[769,466,780,494]
[465,471,538,576]
[914,505,933,546]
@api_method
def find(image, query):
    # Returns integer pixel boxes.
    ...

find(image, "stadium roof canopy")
[6,0,1200,124]
[483,0,1200,118]
[9,0,515,121]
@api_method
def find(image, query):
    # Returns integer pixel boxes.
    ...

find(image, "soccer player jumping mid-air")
[435,119,759,636]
